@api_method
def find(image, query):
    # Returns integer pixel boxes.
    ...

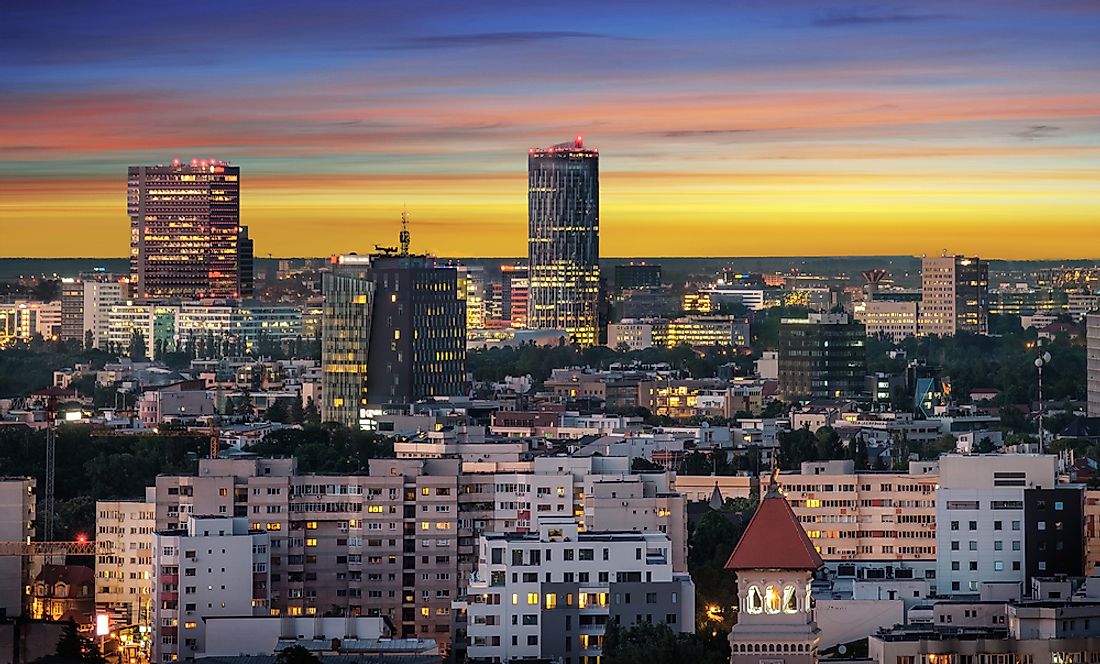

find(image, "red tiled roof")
[724,490,824,571]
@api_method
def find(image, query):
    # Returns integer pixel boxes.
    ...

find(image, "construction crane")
[44,394,58,541]
[0,540,100,557]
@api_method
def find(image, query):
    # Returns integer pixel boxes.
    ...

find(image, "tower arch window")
[783,585,798,614]
[746,585,763,614]
[764,585,781,614]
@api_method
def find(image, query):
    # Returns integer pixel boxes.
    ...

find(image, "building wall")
[1089,313,1100,418]
[0,479,35,618]
[95,495,155,626]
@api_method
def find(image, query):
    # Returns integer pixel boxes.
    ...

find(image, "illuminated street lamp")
[1034,348,1052,453]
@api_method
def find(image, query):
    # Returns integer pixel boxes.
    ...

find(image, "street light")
[1035,349,1052,453]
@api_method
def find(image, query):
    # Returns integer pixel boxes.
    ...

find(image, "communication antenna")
[400,207,411,256]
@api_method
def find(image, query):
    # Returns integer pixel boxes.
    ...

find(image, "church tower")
[725,478,823,664]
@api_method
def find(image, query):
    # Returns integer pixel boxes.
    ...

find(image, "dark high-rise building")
[615,263,662,292]
[322,252,466,428]
[778,313,866,400]
[128,160,253,300]
[919,254,988,336]
[1024,487,1085,583]
[527,137,599,346]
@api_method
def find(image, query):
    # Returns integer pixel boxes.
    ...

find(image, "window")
[994,561,1004,571]
[746,586,763,614]
[527,593,539,605]
[764,585,780,614]
[783,585,798,614]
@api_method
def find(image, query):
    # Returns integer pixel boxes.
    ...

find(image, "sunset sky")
[2,1,1099,259]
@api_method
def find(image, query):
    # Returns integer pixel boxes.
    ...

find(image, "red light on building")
[76,533,87,543]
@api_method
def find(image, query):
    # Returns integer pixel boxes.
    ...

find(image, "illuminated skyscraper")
[128,160,253,300]
[527,137,599,346]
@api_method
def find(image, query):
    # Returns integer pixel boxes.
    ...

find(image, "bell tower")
[725,477,823,664]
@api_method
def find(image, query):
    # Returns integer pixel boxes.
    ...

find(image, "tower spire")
[400,206,411,256]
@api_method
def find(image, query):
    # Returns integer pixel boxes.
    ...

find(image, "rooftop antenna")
[400,206,411,256]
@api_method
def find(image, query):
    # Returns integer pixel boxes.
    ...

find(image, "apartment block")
[152,516,270,663]
[780,460,939,562]
[936,454,1057,595]
[96,490,156,626]
[458,516,694,663]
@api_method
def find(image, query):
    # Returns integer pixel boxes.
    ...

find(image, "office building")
[322,252,466,426]
[151,516,270,664]
[778,313,866,400]
[614,263,661,292]
[1023,486,1085,581]
[726,481,823,664]
[459,516,694,663]
[106,303,178,359]
[95,491,156,627]
[0,478,35,617]
[497,264,529,329]
[527,137,600,346]
[1089,312,1100,417]
[919,254,988,336]
[862,300,919,343]
[935,454,1057,595]
[128,161,253,300]
[608,316,749,351]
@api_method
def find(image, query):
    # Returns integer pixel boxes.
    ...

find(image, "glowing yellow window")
[306,521,318,529]
[421,522,430,531]
[805,499,821,508]
[421,488,430,496]
[511,594,518,605]
[545,593,557,609]
[367,506,383,513]
[420,607,429,617]
[527,593,539,605]
[306,538,317,547]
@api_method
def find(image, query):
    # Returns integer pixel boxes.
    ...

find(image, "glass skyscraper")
[128,160,253,300]
[527,137,600,346]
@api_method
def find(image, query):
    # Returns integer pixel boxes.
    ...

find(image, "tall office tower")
[500,264,529,328]
[322,252,466,427]
[919,254,988,336]
[778,313,867,400]
[128,160,253,300]
[60,280,86,341]
[1088,312,1100,417]
[527,137,600,346]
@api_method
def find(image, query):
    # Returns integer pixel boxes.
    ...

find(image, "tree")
[274,646,320,664]
[265,399,288,423]
[303,398,321,424]
[603,620,728,664]
[54,621,107,664]
[631,457,663,472]
[289,398,305,425]
[83,330,94,351]
[814,426,842,460]
[778,428,817,470]
[128,330,147,362]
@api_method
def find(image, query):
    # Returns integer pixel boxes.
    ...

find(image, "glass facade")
[129,161,253,300]
[527,138,600,346]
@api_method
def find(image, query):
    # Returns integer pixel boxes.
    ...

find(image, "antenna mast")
[400,208,411,256]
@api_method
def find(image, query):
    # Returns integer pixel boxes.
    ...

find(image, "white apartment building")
[152,516,270,664]
[458,517,694,664]
[96,491,156,627]
[0,478,36,617]
[1088,312,1100,417]
[83,280,125,348]
[107,303,178,357]
[935,454,1057,595]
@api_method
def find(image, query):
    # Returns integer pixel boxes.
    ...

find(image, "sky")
[2,0,1099,259]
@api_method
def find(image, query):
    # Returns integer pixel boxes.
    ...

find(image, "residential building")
[95,492,156,627]
[726,481,823,664]
[151,516,270,664]
[527,137,600,346]
[128,161,253,300]
[0,478,35,617]
[936,454,1057,595]
[458,516,694,663]
[1023,486,1085,581]
[0,301,61,345]
[778,313,866,400]
[919,254,989,336]
[105,303,178,358]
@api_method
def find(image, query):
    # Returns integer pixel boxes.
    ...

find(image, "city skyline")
[3,1,1100,260]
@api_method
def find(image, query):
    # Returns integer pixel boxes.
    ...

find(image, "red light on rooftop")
[575,135,583,148]
[76,533,87,543]
[172,158,180,166]
[190,158,198,166]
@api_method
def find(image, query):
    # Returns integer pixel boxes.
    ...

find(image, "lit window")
[764,585,780,614]
[527,593,539,605]
[545,593,557,609]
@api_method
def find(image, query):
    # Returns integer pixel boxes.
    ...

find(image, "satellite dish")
[838,645,847,655]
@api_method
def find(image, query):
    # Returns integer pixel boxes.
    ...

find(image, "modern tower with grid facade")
[527,137,600,346]
[128,160,253,300]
